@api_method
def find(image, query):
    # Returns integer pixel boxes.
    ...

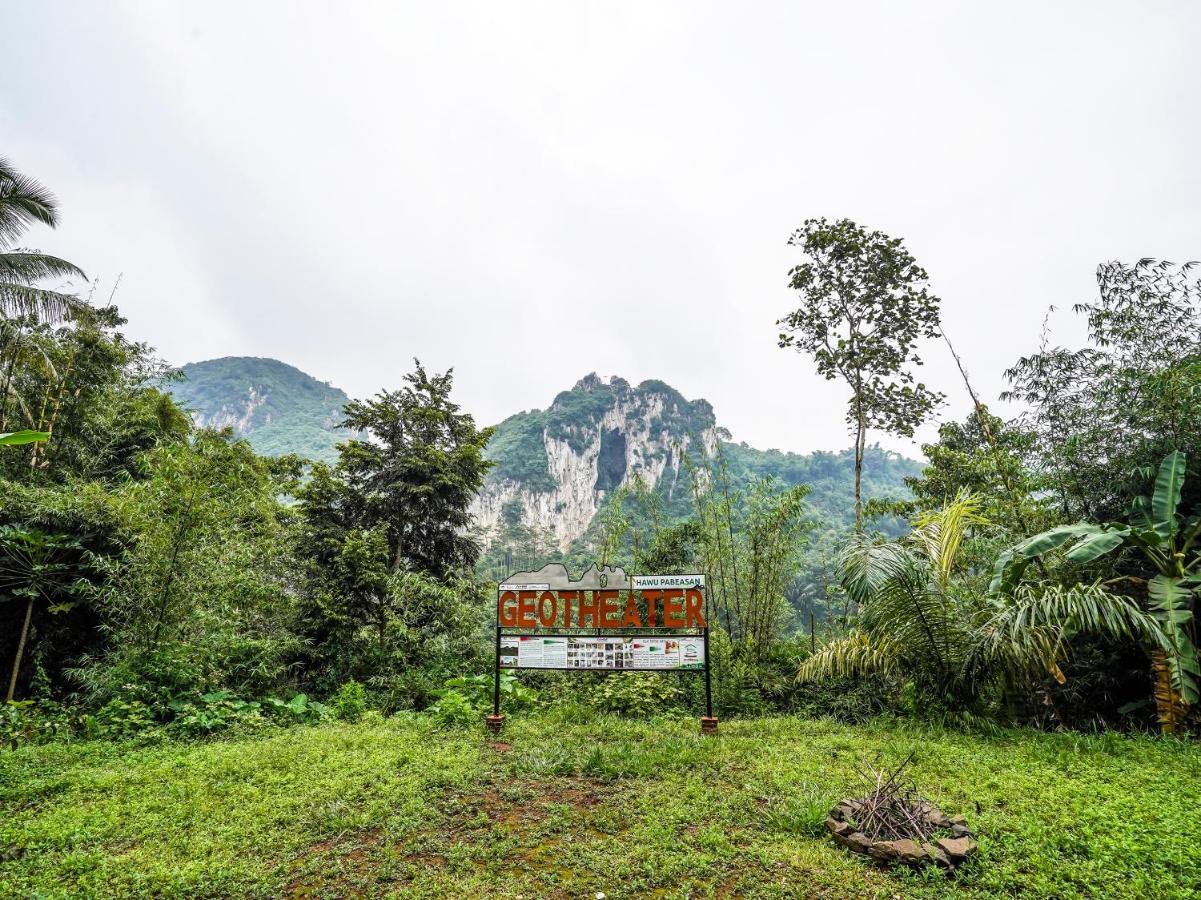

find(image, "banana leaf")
[1147,574,1200,704]
[1152,451,1187,541]
[1065,527,1130,564]
[0,430,49,447]
[990,524,1102,595]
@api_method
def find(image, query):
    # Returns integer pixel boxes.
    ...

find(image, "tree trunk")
[6,597,34,703]
[1151,650,1186,735]
[853,402,866,532]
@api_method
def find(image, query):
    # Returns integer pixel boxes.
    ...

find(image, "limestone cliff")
[472,374,718,551]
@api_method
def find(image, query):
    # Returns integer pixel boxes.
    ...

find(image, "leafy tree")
[336,361,495,578]
[778,218,943,529]
[0,305,188,482]
[81,431,302,707]
[868,409,1058,583]
[0,157,86,322]
[992,451,1200,732]
[1005,259,1201,523]
[295,362,495,696]
[689,451,813,658]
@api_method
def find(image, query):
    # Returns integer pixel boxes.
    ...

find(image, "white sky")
[3,1,1198,456]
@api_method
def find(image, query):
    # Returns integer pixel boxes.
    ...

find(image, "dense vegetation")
[3,161,1200,896]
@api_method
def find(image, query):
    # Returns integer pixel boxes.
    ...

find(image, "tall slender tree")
[778,218,943,529]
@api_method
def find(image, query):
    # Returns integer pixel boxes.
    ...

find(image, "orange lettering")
[643,590,662,627]
[577,591,599,627]
[498,591,518,627]
[662,589,685,628]
[537,591,558,627]
[517,591,537,628]
[598,590,621,628]
[620,595,642,628]
[684,589,706,627]
[559,591,577,627]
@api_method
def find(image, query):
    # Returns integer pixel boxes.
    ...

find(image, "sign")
[501,635,706,670]
[490,563,715,730]
[496,564,706,629]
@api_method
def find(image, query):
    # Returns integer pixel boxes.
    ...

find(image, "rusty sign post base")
[485,714,505,734]
[699,716,718,735]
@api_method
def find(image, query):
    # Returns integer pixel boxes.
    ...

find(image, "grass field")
[2,713,1199,898]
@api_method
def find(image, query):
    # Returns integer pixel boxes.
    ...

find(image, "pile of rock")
[825,798,977,870]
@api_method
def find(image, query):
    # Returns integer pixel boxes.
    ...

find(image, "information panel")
[500,635,705,670]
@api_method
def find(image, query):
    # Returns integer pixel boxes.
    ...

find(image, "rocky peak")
[473,375,718,551]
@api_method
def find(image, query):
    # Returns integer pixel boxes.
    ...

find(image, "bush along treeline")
[2,159,1200,747]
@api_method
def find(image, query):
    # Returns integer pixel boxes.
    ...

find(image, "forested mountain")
[164,357,358,463]
[473,373,921,571]
[169,360,921,559]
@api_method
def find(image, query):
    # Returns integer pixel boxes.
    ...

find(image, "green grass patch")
[2,714,1199,898]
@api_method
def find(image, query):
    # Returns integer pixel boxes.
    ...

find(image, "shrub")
[426,690,477,728]
[262,693,329,725]
[328,680,367,722]
[168,692,266,738]
[595,672,682,718]
[443,672,537,711]
[84,698,158,741]
[1,700,74,750]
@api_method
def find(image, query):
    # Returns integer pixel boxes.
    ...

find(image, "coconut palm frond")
[860,554,969,680]
[0,282,86,322]
[836,533,915,607]
[0,250,87,284]
[909,489,988,585]
[0,157,61,241]
[836,535,971,685]
[797,629,901,682]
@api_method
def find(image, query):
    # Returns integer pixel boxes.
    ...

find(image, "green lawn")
[2,713,1199,898]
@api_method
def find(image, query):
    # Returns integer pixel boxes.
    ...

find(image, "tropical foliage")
[992,451,1201,731]
[799,492,1158,717]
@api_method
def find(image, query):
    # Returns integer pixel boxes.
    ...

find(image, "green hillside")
[164,357,356,464]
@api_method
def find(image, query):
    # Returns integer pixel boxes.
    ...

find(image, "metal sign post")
[487,564,716,735]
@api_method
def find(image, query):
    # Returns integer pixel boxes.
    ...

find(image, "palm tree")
[0,157,86,322]
[799,491,1160,713]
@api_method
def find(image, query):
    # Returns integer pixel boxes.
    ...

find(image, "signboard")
[491,563,714,731]
[501,635,706,670]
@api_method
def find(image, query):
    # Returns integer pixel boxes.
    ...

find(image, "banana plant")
[991,451,1199,732]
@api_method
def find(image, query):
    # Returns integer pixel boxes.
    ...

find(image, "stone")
[949,813,968,826]
[833,831,872,853]
[831,802,859,823]
[936,836,978,861]
[950,823,973,838]
[825,817,853,837]
[868,839,926,864]
[922,842,952,868]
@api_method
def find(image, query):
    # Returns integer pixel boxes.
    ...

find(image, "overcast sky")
[4,2,1198,456]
